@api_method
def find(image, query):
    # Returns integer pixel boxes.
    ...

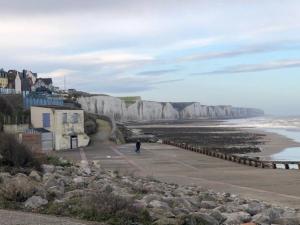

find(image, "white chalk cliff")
[78,96,264,122]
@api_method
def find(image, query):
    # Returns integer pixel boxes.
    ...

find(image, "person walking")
[135,140,141,153]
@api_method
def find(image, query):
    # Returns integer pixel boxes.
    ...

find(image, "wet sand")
[246,128,300,160]
[128,120,300,159]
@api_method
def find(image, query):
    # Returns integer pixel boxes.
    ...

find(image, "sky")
[0,0,300,115]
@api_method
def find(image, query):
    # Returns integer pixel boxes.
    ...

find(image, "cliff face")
[78,96,264,122]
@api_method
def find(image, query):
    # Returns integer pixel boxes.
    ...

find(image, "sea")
[222,116,300,161]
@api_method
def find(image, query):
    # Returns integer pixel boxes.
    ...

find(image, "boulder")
[252,213,270,225]
[25,196,48,209]
[209,210,227,224]
[42,164,55,173]
[141,194,162,204]
[44,174,65,190]
[199,192,217,202]
[47,185,65,199]
[200,200,218,209]
[180,213,219,225]
[0,173,38,201]
[243,201,263,216]
[223,212,252,225]
[149,200,170,209]
[253,207,284,224]
[153,218,178,225]
[73,176,85,188]
[29,170,42,182]
[273,217,300,225]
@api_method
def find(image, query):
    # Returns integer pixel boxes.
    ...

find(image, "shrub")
[46,155,72,167]
[0,97,14,116]
[0,133,41,171]
[84,120,97,135]
[45,190,151,225]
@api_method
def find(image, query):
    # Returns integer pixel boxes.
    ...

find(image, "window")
[72,113,79,123]
[42,113,50,128]
[62,113,67,124]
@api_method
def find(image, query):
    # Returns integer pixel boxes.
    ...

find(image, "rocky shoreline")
[0,157,299,225]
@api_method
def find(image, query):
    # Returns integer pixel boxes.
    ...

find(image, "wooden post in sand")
[285,163,290,170]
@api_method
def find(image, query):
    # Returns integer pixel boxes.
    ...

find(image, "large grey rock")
[0,173,38,201]
[73,176,85,188]
[252,213,270,225]
[253,207,284,224]
[242,201,264,216]
[223,212,252,225]
[153,218,178,225]
[200,200,218,209]
[29,170,42,182]
[273,217,300,225]
[149,200,170,209]
[42,164,55,173]
[141,194,162,204]
[180,213,219,225]
[209,210,227,224]
[25,196,48,209]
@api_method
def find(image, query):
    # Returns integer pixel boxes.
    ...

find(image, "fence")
[162,140,300,170]
[23,95,64,109]
[3,124,29,134]
[0,88,16,94]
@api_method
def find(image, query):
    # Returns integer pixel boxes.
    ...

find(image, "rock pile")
[0,160,299,225]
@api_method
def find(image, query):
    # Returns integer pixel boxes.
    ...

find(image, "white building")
[30,106,90,150]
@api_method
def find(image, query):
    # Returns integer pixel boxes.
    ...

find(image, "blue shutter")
[42,113,50,128]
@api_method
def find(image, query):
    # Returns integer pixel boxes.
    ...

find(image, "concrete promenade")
[56,142,300,209]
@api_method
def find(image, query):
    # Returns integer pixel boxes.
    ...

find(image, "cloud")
[191,59,300,75]
[166,37,219,51]
[39,69,76,78]
[137,68,180,76]
[179,45,278,62]
[150,79,184,85]
[25,51,155,67]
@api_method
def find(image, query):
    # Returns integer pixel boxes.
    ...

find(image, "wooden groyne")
[162,140,300,170]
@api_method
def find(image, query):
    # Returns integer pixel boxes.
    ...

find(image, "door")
[70,135,78,149]
[41,132,53,151]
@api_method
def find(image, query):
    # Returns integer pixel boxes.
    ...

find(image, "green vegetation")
[44,190,151,225]
[118,96,141,107]
[46,155,72,167]
[0,133,41,172]
[0,95,29,129]
[84,112,98,135]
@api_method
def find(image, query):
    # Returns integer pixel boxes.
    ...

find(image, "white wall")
[31,107,89,150]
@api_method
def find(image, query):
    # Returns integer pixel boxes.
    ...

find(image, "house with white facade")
[32,78,53,93]
[7,70,35,93]
[30,105,90,150]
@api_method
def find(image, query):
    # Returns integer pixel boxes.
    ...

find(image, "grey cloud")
[0,0,202,15]
[137,68,180,76]
[0,0,124,15]
[180,43,299,62]
[191,59,300,75]
[150,78,184,85]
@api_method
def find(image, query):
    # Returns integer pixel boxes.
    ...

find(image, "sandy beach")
[246,128,300,159]
[127,120,300,159]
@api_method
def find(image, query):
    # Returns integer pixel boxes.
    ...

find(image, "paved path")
[0,209,100,225]
[56,142,300,209]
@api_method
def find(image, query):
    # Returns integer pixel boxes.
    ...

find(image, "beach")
[127,118,300,160]
[246,128,300,159]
